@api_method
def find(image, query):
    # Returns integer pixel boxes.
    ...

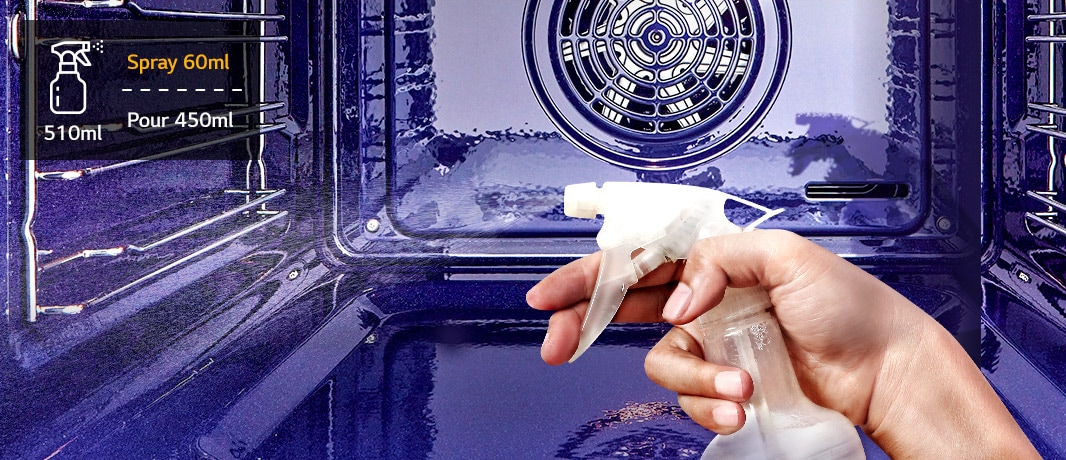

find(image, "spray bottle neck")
[700,288,808,424]
[58,62,79,73]
[702,309,806,406]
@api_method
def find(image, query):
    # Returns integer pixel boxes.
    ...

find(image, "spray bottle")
[563,182,865,459]
[49,41,92,115]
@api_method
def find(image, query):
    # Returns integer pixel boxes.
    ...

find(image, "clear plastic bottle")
[699,287,866,460]
[49,42,92,115]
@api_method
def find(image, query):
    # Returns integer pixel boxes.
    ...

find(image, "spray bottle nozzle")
[51,41,92,67]
[563,182,601,219]
[562,182,783,362]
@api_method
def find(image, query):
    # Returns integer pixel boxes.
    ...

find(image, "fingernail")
[712,405,740,428]
[663,282,692,322]
[715,371,744,399]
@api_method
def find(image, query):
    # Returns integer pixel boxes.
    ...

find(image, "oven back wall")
[337,0,931,246]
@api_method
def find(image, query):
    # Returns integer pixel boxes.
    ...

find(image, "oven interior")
[0,0,1063,457]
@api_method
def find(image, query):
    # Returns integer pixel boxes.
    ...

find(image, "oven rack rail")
[36,208,290,315]
[38,189,286,273]
[1024,8,1066,237]
[18,0,290,322]
[35,123,285,180]
[38,0,286,21]
[1026,191,1066,237]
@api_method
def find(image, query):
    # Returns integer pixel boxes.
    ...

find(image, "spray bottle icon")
[49,41,92,115]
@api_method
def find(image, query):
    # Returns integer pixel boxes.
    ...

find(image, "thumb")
[660,229,832,324]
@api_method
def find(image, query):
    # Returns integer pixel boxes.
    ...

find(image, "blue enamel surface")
[339,0,936,243]
[0,0,1064,458]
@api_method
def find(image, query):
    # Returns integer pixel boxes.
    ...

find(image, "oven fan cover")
[524,0,790,170]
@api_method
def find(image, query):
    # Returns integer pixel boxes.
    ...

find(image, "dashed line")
[120,88,243,92]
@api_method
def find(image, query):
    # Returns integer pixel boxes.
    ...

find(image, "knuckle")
[693,363,719,395]
[644,343,667,379]
[684,240,726,284]
[689,237,716,261]
[763,229,808,259]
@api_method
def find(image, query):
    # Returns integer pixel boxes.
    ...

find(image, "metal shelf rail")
[18,0,288,321]
[1026,4,1066,234]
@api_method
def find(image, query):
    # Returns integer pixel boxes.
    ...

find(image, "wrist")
[863,299,1038,458]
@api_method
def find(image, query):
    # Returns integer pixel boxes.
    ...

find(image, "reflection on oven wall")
[334,0,971,268]
[366,0,926,238]
[0,0,1063,458]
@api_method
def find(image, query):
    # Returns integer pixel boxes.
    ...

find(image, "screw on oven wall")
[365,219,381,233]
[936,217,953,232]
[287,269,300,281]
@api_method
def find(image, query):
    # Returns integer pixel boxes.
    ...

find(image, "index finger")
[526,251,682,312]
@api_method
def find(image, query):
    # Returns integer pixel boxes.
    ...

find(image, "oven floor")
[244,317,890,459]
[36,279,959,459]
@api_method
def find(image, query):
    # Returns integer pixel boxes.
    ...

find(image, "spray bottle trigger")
[74,50,92,67]
[568,243,640,363]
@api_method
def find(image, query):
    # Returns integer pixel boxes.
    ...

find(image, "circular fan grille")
[525,0,790,170]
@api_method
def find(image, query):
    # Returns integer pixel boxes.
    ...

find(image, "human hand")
[526,230,1038,458]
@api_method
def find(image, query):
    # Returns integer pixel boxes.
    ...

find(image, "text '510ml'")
[41,124,103,141]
